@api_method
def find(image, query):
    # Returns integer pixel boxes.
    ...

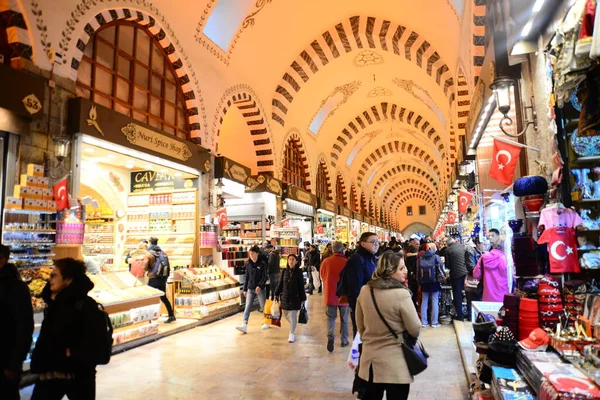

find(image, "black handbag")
[298,304,308,324]
[369,287,429,376]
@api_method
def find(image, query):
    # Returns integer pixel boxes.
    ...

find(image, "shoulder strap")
[369,287,399,339]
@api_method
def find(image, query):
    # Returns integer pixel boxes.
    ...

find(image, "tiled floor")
[20,295,469,399]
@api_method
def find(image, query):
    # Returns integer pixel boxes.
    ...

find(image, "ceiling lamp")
[490,77,537,138]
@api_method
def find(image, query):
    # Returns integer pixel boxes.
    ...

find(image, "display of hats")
[513,176,549,197]
[489,326,517,354]
[538,275,563,330]
[474,312,498,343]
[518,328,550,352]
[518,298,540,340]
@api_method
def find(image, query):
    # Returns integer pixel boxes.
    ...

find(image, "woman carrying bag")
[274,254,307,343]
[355,251,421,400]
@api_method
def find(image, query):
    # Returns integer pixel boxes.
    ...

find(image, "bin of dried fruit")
[20,269,39,283]
[28,279,46,297]
[38,267,52,281]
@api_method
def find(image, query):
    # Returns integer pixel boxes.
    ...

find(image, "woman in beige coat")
[356,251,421,400]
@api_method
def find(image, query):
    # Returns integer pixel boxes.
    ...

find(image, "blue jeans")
[421,291,440,326]
[243,289,266,324]
[326,305,350,345]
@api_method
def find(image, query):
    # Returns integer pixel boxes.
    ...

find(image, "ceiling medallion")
[367,86,393,98]
[353,50,384,67]
[392,78,446,125]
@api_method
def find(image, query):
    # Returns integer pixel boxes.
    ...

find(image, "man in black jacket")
[0,244,34,399]
[445,237,468,321]
[236,246,268,334]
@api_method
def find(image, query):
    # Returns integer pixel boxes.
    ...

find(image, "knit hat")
[488,326,517,353]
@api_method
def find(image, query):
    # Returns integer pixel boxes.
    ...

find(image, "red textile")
[320,253,349,306]
[538,228,580,273]
[489,139,522,185]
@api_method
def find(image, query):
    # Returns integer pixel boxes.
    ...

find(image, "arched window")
[350,185,358,211]
[335,173,346,207]
[360,193,367,215]
[315,160,331,200]
[369,199,374,218]
[76,22,190,139]
[282,138,307,190]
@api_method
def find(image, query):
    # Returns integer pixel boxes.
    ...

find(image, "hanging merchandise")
[538,227,580,273]
[538,203,584,229]
[489,139,522,185]
[458,191,474,213]
[513,176,549,197]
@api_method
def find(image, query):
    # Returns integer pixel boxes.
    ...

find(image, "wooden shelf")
[574,156,600,164]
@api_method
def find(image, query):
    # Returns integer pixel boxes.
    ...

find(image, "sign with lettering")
[122,123,193,161]
[317,197,337,214]
[0,63,46,119]
[246,174,283,196]
[215,156,251,186]
[68,98,212,173]
[284,184,317,207]
[130,170,198,193]
[338,206,352,219]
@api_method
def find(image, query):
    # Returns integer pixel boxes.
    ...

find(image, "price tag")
[22,94,42,115]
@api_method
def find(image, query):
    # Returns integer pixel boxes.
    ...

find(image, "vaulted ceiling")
[14,0,481,231]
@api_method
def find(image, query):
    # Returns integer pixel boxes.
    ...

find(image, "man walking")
[320,241,350,352]
[148,237,176,323]
[0,244,34,399]
[444,236,468,321]
[344,232,379,337]
[265,244,280,299]
[236,246,269,333]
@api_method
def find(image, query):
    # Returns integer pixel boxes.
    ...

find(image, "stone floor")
[21,295,469,399]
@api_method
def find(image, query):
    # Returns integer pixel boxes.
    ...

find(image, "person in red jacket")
[320,241,350,352]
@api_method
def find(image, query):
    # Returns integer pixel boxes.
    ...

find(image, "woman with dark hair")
[307,244,322,295]
[405,244,420,307]
[31,258,99,399]
[274,254,307,343]
[355,251,421,400]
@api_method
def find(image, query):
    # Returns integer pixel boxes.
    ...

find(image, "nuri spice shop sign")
[68,98,211,173]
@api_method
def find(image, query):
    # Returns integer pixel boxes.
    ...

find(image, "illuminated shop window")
[203,0,255,51]
[76,22,189,139]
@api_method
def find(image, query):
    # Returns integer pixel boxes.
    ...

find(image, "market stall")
[315,196,337,246]
[350,212,361,244]
[336,206,352,244]
[282,184,316,245]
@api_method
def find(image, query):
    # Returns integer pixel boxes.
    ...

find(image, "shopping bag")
[271,301,280,319]
[262,299,281,327]
[347,332,362,371]
[311,267,321,290]
[298,304,309,324]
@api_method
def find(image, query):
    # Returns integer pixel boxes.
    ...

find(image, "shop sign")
[215,156,251,186]
[245,174,283,196]
[68,98,212,173]
[284,185,317,207]
[0,63,46,120]
[339,206,352,218]
[317,197,337,214]
[122,123,193,162]
[130,170,198,193]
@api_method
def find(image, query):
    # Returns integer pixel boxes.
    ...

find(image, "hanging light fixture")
[53,135,71,162]
[215,178,225,196]
[490,76,537,138]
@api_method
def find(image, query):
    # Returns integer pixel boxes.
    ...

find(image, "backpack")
[150,250,170,278]
[76,298,114,366]
[419,255,439,284]
[336,254,366,298]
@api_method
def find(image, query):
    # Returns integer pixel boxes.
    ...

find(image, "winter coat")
[345,246,378,305]
[417,250,443,293]
[405,253,418,286]
[320,252,349,306]
[31,275,98,373]
[267,251,280,275]
[242,258,268,292]
[356,277,421,384]
[465,247,482,274]
[274,266,306,311]
[444,242,468,280]
[473,249,509,302]
[308,250,321,271]
[0,263,33,372]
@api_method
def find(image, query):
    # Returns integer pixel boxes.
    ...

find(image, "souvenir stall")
[315,197,337,246]
[350,212,361,244]
[336,206,352,244]
[360,216,369,236]
[282,184,316,246]
[368,218,377,234]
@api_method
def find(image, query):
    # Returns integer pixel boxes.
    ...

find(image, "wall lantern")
[490,77,537,138]
[53,135,71,162]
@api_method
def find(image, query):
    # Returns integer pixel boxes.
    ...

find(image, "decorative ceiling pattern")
[389,189,437,211]
[271,15,456,127]
[367,86,393,98]
[392,78,446,126]
[353,49,384,67]
[329,101,446,169]
[366,164,438,189]
[381,179,440,206]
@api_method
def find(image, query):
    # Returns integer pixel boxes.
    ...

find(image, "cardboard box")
[27,164,44,177]
[42,188,53,200]
[14,185,36,199]
[5,197,22,209]
[23,198,37,210]
[20,174,38,187]
[46,200,56,211]
[38,177,49,188]
[35,200,48,210]
[31,188,43,200]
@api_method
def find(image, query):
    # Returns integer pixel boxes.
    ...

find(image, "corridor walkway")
[21,295,468,400]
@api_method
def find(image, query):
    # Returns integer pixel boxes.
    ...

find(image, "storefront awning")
[283,184,317,208]
[245,174,283,196]
[69,98,212,173]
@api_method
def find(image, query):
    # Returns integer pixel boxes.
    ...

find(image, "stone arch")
[402,222,433,236]
[214,84,275,173]
[315,155,333,199]
[471,0,487,85]
[456,65,470,137]
[367,164,438,189]
[65,7,204,143]
[373,171,437,196]
[381,179,439,208]
[330,102,447,168]
[390,190,437,213]
[271,15,456,126]
[0,0,33,64]
[349,182,358,211]
[280,129,312,191]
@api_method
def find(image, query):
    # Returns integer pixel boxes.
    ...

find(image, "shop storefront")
[350,212,361,244]
[336,206,352,244]
[360,216,369,236]
[282,184,316,245]
[315,197,336,247]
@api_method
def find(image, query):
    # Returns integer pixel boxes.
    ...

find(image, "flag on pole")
[53,178,68,211]
[216,207,228,228]
[447,211,457,224]
[489,139,522,185]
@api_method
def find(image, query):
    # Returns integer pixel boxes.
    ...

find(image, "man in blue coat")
[344,232,379,337]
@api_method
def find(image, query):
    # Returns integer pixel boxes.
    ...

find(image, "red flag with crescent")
[53,178,68,211]
[458,191,474,213]
[446,211,457,224]
[489,139,522,185]
[216,207,228,228]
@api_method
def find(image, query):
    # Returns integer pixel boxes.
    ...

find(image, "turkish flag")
[53,178,68,211]
[447,211,457,224]
[537,227,580,273]
[216,207,228,228]
[489,139,522,185]
[316,225,325,234]
[458,191,474,213]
